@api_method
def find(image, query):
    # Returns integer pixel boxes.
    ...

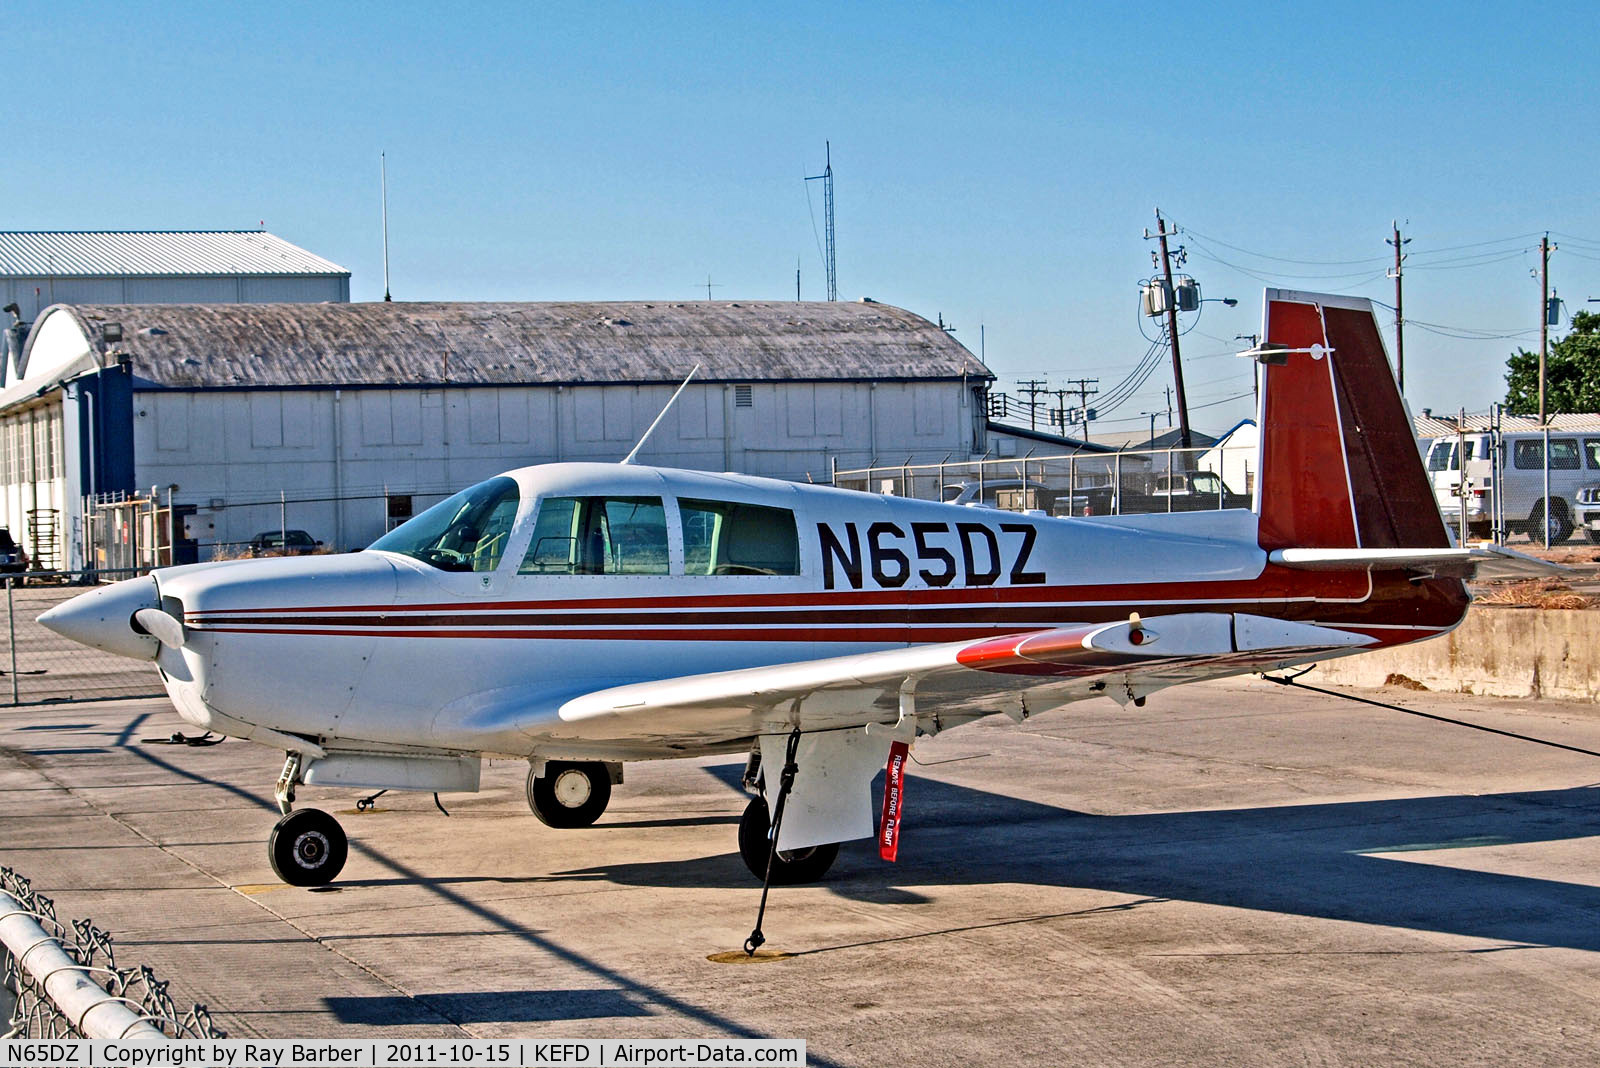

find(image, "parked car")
[0,527,27,578]
[941,478,1059,513]
[1120,470,1250,513]
[248,530,323,556]
[939,478,1115,518]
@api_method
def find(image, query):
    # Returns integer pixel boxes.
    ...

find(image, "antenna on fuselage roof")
[621,364,702,465]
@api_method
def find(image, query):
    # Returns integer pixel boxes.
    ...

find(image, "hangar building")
[0,231,350,320]
[0,299,992,569]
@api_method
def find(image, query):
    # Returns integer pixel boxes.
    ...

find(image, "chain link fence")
[1,867,224,1039]
[834,444,1256,518]
[2,571,163,707]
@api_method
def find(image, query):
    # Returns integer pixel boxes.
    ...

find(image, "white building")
[0,231,349,321]
[0,299,993,568]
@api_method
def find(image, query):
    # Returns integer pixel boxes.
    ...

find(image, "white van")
[1423,432,1600,543]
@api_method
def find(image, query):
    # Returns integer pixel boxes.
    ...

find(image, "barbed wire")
[1,866,225,1040]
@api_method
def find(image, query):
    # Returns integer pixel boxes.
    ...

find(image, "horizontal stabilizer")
[1270,546,1567,581]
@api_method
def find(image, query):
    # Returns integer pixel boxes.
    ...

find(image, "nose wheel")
[526,761,612,827]
[269,808,348,886]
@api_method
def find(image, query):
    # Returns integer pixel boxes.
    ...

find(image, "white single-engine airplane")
[40,290,1536,891]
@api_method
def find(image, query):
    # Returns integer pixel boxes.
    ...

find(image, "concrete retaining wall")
[1308,607,1600,701]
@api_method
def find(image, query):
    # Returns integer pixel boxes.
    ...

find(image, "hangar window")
[369,476,521,573]
[679,498,799,575]
[520,496,669,575]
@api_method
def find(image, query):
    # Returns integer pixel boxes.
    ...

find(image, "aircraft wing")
[521,612,1377,752]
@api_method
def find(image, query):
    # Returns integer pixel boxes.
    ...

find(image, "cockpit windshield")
[368,476,522,572]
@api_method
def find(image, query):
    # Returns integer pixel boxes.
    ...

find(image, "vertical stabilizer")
[1255,290,1449,552]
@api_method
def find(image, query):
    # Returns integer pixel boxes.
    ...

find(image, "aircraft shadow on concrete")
[553,765,1600,953]
[326,988,649,1026]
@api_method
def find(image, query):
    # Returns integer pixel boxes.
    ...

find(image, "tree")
[1504,310,1600,415]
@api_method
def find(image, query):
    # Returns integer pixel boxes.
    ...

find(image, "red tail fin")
[1255,290,1448,552]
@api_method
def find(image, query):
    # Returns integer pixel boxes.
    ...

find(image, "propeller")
[132,607,186,649]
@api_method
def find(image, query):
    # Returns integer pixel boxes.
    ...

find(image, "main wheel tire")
[269,808,348,886]
[1529,500,1573,545]
[736,797,839,884]
[527,761,611,828]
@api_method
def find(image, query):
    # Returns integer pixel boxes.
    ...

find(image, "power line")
[1180,227,1389,267]
[1185,242,1392,282]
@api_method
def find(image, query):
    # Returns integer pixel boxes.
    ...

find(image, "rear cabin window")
[1514,438,1580,470]
[679,499,800,576]
[519,496,669,575]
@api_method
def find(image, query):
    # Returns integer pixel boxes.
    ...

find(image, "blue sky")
[10,1,1600,434]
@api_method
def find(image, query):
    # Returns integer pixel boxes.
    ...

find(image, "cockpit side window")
[679,498,800,576]
[519,496,669,575]
[369,476,522,572]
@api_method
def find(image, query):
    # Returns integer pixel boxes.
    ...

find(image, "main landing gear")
[737,797,838,884]
[268,752,348,887]
[526,760,614,828]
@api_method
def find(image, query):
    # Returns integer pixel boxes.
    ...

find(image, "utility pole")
[1236,335,1261,405]
[1016,378,1048,431]
[1141,411,1160,450]
[1164,385,1174,427]
[1145,209,1191,450]
[1052,377,1098,437]
[1386,221,1409,391]
[1539,233,1551,424]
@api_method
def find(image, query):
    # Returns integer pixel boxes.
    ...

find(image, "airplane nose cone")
[38,575,163,661]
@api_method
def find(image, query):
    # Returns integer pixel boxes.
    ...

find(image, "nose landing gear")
[269,807,348,886]
[268,751,348,887]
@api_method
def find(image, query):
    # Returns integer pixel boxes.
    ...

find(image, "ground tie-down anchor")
[744,727,802,956]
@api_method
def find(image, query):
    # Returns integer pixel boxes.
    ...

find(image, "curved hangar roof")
[29,300,991,390]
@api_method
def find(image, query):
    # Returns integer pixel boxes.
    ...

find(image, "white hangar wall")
[133,379,975,552]
[2,275,349,317]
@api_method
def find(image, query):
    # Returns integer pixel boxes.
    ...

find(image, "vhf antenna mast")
[806,142,837,301]
[381,152,392,302]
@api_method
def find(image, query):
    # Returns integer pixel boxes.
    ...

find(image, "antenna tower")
[381,152,392,302]
[806,142,837,300]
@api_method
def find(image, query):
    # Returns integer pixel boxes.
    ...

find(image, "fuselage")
[42,461,1470,758]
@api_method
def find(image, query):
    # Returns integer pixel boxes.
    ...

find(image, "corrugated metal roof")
[37,301,992,388]
[1415,412,1600,437]
[0,232,348,277]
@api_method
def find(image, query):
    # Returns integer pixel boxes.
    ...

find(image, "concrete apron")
[1309,606,1600,702]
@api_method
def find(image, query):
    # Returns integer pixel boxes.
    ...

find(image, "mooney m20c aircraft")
[40,290,1527,889]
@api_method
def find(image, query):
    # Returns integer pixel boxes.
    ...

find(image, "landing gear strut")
[526,761,612,828]
[268,750,348,887]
